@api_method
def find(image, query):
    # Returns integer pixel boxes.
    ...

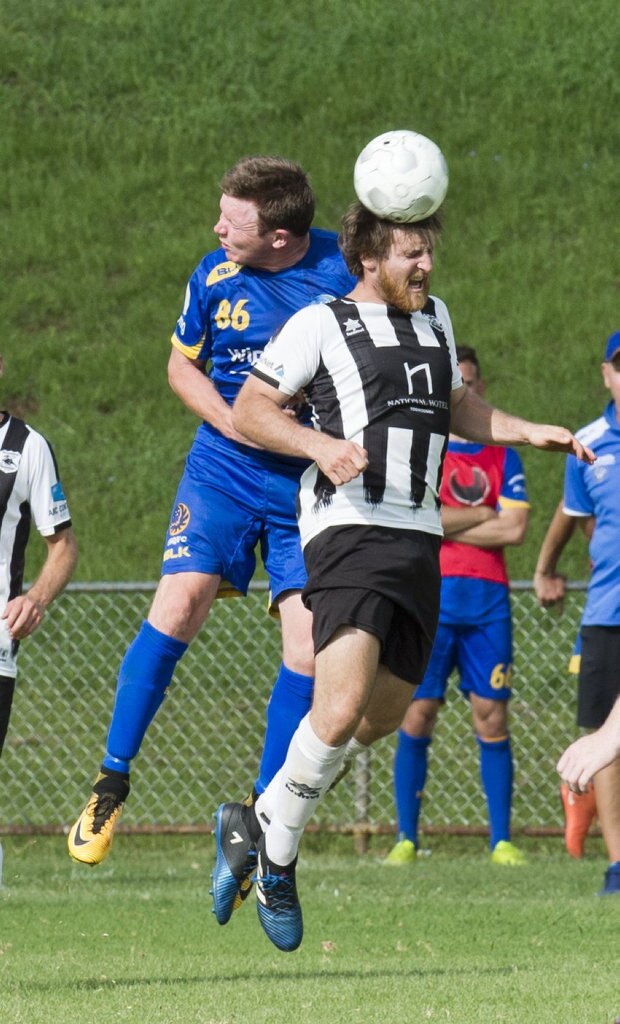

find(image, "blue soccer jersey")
[162,228,356,593]
[564,400,620,626]
[172,228,356,405]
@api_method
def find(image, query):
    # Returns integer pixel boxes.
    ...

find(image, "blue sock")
[102,621,188,774]
[393,731,431,847]
[254,663,314,794]
[477,735,513,850]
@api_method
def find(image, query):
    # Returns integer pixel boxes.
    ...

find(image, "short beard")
[376,265,428,313]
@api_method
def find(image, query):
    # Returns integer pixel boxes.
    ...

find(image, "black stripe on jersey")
[0,417,30,530]
[310,357,340,510]
[328,299,389,506]
[409,432,431,508]
[0,418,33,600]
[9,501,31,601]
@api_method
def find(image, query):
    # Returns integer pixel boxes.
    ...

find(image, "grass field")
[0,835,618,1024]
[4,0,618,582]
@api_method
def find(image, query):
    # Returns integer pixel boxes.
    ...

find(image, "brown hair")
[219,156,315,237]
[339,201,442,277]
[456,344,480,375]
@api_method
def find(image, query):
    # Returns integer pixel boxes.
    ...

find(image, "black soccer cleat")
[211,802,257,924]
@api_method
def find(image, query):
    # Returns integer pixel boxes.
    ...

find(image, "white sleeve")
[21,429,72,536]
[252,304,325,396]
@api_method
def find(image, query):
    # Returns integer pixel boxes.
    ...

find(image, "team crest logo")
[423,313,445,336]
[169,502,191,536]
[448,466,490,506]
[0,450,21,474]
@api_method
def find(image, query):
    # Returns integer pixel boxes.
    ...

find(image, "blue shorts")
[161,428,308,604]
[414,617,514,702]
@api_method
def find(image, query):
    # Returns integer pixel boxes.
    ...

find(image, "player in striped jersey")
[385,346,530,868]
[228,202,595,950]
[0,354,77,874]
[68,156,355,871]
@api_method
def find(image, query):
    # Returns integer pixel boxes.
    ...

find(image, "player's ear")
[360,253,377,272]
[272,229,289,250]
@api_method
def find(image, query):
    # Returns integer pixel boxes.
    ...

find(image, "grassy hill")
[3,0,617,581]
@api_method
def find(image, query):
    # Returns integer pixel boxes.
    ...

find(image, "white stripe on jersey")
[0,416,72,613]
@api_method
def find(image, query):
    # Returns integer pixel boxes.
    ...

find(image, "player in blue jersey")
[67,156,355,869]
[385,346,530,868]
[534,503,598,858]
[534,330,620,895]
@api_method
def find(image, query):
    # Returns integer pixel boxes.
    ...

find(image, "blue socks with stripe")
[102,620,188,774]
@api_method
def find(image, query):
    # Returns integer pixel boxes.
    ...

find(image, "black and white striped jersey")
[0,413,72,611]
[252,295,462,547]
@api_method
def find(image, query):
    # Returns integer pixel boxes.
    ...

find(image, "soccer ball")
[353,129,449,223]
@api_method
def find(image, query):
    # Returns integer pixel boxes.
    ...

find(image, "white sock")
[265,714,347,865]
[255,770,283,831]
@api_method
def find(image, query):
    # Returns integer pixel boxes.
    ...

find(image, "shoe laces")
[92,791,124,833]
[257,870,297,913]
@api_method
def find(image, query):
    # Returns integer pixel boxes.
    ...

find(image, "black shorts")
[302,525,441,686]
[577,625,620,729]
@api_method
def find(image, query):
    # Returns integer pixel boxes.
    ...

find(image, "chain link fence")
[3,582,586,838]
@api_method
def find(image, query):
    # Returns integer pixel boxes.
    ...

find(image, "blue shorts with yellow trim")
[161,432,307,606]
[414,617,514,702]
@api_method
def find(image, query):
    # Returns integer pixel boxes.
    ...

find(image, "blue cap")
[604,331,620,361]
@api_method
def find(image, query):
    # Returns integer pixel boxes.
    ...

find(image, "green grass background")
[0,835,618,1024]
[3,0,618,582]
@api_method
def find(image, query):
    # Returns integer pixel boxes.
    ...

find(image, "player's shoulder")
[574,413,609,449]
[306,227,348,269]
[0,413,37,447]
[194,248,243,289]
[308,226,339,248]
[421,293,452,332]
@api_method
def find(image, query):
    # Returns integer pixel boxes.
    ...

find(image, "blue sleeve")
[563,454,593,516]
[172,261,213,361]
[499,448,529,505]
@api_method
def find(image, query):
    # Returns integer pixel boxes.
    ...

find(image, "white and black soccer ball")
[353,129,449,223]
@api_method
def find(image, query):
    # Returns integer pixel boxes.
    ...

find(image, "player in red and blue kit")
[68,156,355,874]
[386,346,530,866]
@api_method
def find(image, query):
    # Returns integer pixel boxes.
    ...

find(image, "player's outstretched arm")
[533,499,577,608]
[233,376,368,485]
[450,386,596,464]
[557,698,620,791]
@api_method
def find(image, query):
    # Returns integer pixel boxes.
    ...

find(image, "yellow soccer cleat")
[68,769,130,865]
[384,838,417,865]
[490,840,526,866]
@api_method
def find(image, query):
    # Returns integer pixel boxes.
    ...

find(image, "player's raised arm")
[233,375,368,485]
[450,385,596,463]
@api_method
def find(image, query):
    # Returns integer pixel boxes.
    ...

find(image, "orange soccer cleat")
[560,781,597,858]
